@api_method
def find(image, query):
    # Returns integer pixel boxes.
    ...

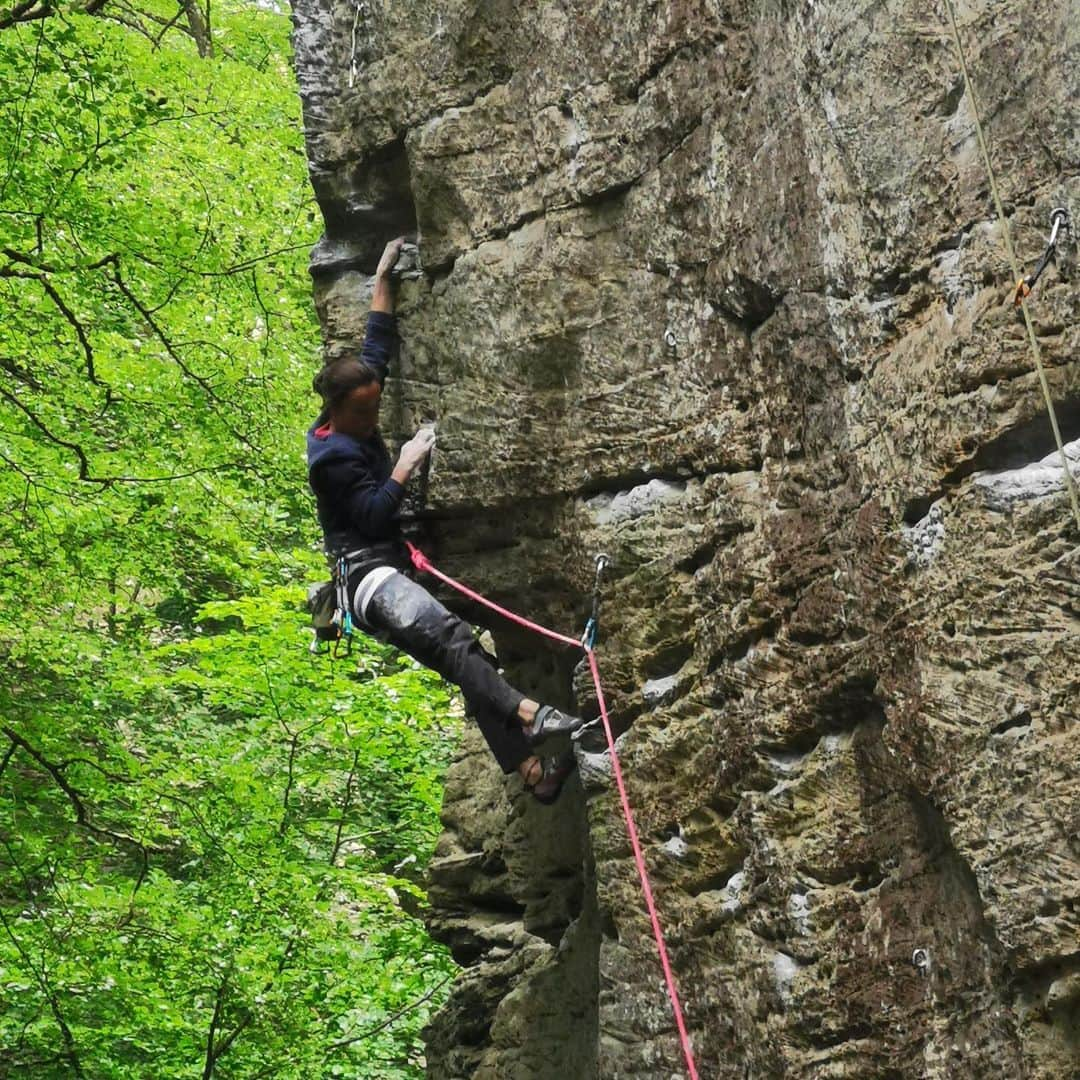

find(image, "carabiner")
[1015,207,1070,306]
[580,553,612,649]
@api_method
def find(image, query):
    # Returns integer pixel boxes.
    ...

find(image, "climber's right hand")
[397,425,436,474]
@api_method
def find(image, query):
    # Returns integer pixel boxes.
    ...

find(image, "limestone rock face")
[290,1,1080,1075]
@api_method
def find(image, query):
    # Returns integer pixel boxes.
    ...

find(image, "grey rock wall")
[291,1,1080,1076]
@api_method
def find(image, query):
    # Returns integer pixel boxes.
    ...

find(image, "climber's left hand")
[375,236,406,280]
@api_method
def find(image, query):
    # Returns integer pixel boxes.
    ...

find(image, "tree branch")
[0,30,45,202]
[2,246,120,274]
[0,908,86,1078]
[37,275,100,384]
[2,726,150,902]
[0,740,15,783]
[0,0,51,30]
[0,0,108,30]
[1,248,111,385]
[181,0,212,57]
[54,754,134,783]
[108,262,258,452]
[0,384,96,482]
[265,680,316,837]
[325,975,452,1052]
[189,242,315,277]
[205,939,296,1074]
[0,354,45,390]
[202,976,227,1080]
[152,2,184,46]
[330,746,361,867]
[1,360,254,485]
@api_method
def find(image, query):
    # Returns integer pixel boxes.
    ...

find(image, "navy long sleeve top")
[306,312,408,563]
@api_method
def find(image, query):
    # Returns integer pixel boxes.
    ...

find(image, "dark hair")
[312,354,379,410]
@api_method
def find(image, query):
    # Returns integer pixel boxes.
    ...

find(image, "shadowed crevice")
[309,136,419,279]
[902,397,1080,523]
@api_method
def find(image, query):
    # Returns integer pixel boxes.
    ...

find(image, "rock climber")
[306,237,583,804]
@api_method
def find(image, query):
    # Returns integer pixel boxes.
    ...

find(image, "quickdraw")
[309,556,355,657]
[1014,207,1069,306]
[332,554,355,657]
[580,552,611,649]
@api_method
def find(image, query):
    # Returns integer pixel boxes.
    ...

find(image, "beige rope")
[943,0,1080,530]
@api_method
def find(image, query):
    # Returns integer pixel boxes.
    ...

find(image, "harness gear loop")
[581,552,611,649]
[331,555,354,658]
[1014,207,1070,306]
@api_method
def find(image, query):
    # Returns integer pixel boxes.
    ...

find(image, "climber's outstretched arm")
[370,236,404,314]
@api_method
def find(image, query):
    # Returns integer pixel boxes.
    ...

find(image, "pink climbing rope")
[405,542,700,1080]
[406,542,582,649]
[585,647,699,1080]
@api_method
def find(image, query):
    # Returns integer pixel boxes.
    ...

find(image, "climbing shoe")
[525,750,577,805]
[525,705,586,747]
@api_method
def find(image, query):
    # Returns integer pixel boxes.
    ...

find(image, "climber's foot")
[522,750,576,805]
[524,705,586,747]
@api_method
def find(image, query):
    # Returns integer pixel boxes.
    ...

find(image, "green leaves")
[2,545,458,1080]
[0,4,459,1077]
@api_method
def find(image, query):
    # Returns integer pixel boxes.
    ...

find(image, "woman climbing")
[307,237,583,804]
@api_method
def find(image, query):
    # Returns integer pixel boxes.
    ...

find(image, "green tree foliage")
[0,4,457,1076]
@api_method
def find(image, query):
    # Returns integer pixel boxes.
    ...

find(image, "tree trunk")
[181,0,211,58]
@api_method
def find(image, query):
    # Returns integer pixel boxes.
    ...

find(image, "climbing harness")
[943,0,1080,531]
[306,556,356,657]
[1014,208,1069,307]
[404,541,700,1080]
[580,552,610,649]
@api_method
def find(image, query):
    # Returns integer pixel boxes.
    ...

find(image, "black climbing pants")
[362,571,531,774]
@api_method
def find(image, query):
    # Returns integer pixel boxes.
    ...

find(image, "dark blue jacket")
[307,311,407,566]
